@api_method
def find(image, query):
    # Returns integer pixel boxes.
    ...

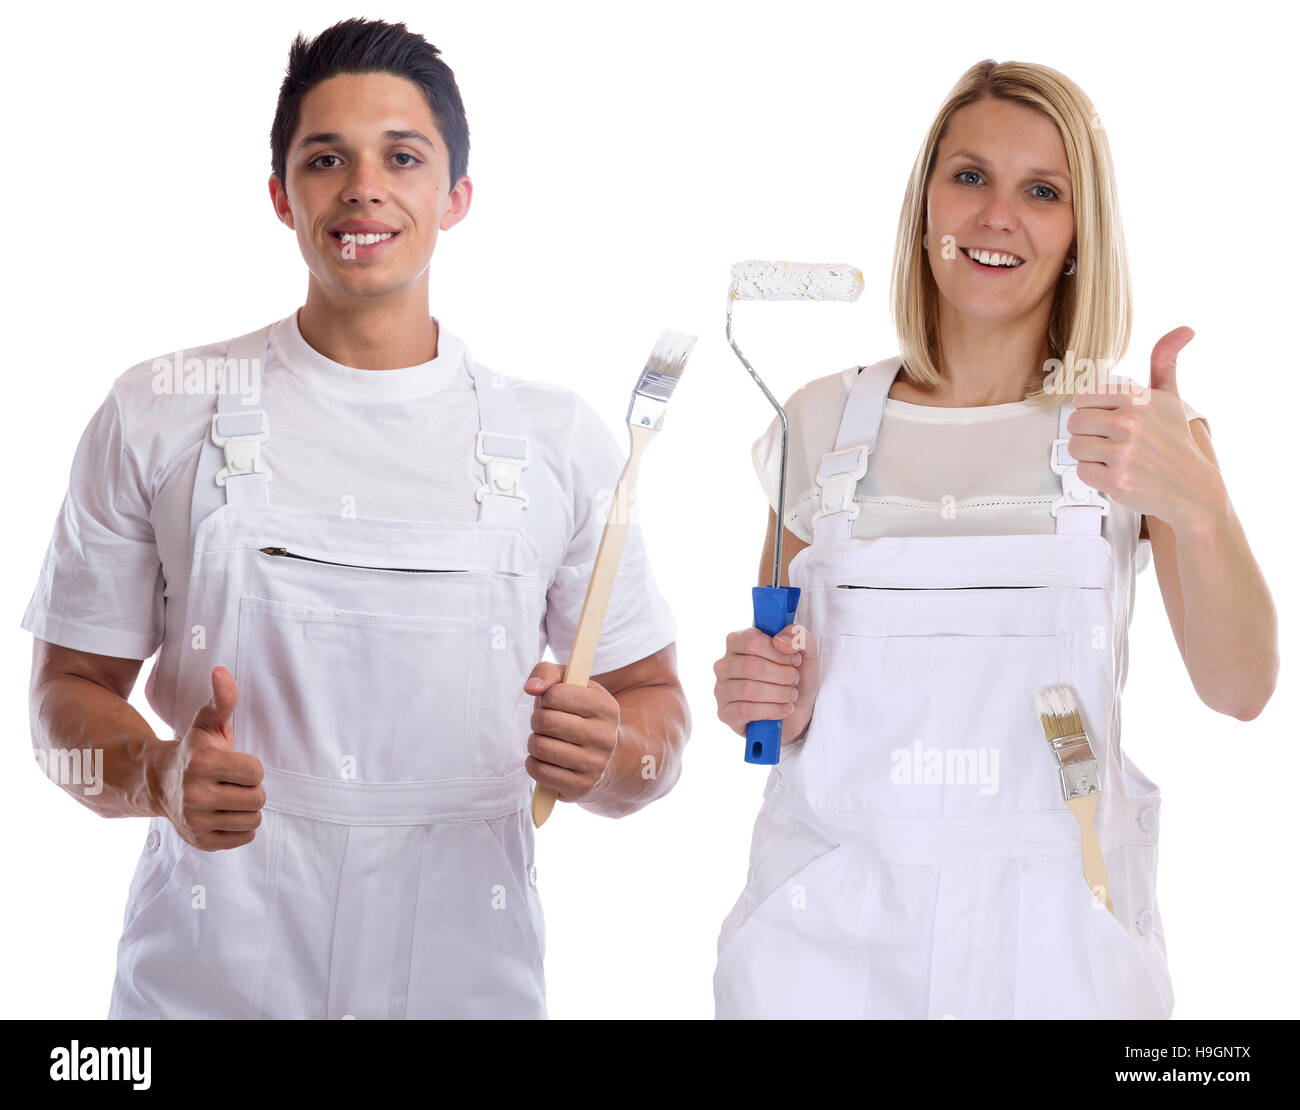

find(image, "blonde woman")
[711,59,1277,1019]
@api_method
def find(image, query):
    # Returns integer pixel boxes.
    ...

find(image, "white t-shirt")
[752,363,1208,691]
[22,309,677,732]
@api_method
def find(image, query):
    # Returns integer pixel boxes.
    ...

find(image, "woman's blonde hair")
[891,59,1132,405]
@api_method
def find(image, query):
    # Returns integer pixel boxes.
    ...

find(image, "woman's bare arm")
[1143,419,1278,720]
[757,507,809,589]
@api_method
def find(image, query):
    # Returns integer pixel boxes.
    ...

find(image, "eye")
[955,169,1062,202]
[307,152,423,169]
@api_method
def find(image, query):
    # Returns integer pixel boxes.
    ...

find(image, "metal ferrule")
[1057,758,1100,801]
[627,388,670,432]
[1045,729,1100,799]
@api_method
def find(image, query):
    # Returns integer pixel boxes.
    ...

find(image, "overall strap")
[1050,397,1108,535]
[810,359,1110,543]
[810,357,902,544]
[468,357,543,526]
[188,324,272,557]
[187,324,548,556]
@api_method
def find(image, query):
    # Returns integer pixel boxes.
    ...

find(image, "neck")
[297,285,438,370]
[913,299,1053,405]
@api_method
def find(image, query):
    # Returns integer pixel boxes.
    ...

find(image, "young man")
[22,17,688,1019]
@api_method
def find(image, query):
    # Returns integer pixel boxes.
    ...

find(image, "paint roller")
[726,260,864,764]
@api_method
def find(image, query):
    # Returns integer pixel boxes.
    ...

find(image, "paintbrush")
[532,330,696,827]
[1035,683,1114,914]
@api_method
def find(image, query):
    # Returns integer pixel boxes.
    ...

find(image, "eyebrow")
[296,129,437,152]
[944,150,1069,184]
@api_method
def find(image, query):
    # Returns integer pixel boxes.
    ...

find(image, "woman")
[711,59,1277,1019]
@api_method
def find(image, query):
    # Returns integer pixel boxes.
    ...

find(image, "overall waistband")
[793,790,1156,864]
[260,765,532,826]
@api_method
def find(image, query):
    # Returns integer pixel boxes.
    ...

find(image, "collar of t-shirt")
[884,396,1038,423]
[272,308,470,401]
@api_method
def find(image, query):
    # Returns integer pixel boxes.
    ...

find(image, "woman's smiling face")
[924,97,1076,331]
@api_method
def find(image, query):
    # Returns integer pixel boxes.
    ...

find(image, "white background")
[2,0,1293,1019]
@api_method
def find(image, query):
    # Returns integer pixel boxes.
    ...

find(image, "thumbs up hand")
[1065,326,1221,532]
[157,666,265,851]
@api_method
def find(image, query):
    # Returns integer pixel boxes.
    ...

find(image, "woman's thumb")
[773,623,809,653]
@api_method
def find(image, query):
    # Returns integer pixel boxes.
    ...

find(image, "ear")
[269,174,294,229]
[440,174,473,231]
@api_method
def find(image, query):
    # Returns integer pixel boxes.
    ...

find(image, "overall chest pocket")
[233,593,492,782]
[229,528,547,783]
[808,580,1082,816]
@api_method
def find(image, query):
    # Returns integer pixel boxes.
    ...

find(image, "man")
[22,17,688,1019]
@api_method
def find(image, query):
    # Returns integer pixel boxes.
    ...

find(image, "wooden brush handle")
[1067,793,1114,914]
[532,422,655,827]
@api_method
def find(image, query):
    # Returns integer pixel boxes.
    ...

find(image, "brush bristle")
[634,330,696,402]
[1035,684,1085,741]
[648,330,696,379]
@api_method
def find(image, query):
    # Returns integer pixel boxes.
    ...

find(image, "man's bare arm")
[580,643,690,818]
[28,638,169,818]
[30,643,265,850]
[523,643,690,820]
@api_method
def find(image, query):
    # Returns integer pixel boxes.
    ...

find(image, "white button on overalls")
[714,357,1175,1019]
[109,324,551,1018]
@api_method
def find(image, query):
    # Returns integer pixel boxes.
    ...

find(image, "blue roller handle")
[746,585,802,764]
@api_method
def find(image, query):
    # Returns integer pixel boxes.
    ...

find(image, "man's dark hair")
[270,18,469,190]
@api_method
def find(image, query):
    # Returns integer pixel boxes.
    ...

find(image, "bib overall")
[715,357,1173,1019]
[110,324,551,1018]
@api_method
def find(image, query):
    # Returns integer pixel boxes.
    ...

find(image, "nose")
[341,155,388,205]
[976,187,1018,234]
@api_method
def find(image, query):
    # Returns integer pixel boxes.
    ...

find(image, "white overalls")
[110,324,551,1018]
[715,357,1174,1019]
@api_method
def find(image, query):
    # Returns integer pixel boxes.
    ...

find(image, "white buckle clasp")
[1049,437,1109,517]
[475,430,530,507]
[211,409,271,487]
[811,444,869,526]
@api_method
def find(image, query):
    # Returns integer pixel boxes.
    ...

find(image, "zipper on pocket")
[259,546,481,574]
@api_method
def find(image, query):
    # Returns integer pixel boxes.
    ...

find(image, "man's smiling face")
[271,71,471,300]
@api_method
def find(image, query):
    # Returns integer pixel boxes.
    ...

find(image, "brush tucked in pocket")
[1035,683,1114,914]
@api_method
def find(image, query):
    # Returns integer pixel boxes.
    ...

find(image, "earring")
[922,233,929,249]
[1063,257,1077,276]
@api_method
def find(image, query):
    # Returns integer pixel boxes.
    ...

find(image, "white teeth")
[337,231,395,245]
[965,247,1021,267]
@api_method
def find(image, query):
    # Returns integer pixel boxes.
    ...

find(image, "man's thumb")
[524,661,563,695]
[191,665,238,744]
